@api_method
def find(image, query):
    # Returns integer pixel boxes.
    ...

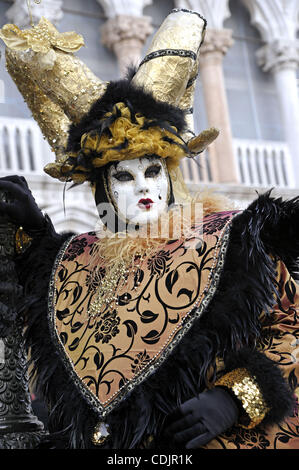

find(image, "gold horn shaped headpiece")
[0,9,219,192]
[0,16,107,178]
[132,9,219,150]
[132,8,219,201]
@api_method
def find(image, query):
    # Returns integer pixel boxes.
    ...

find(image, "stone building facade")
[0,0,298,232]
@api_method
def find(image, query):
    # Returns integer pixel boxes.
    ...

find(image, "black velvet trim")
[15,193,299,448]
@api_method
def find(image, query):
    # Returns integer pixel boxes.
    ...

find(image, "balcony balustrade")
[0,117,296,231]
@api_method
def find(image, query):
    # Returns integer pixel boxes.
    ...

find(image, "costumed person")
[0,8,298,450]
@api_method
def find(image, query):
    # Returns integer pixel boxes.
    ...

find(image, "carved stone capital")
[257,39,299,72]
[200,28,234,62]
[101,15,153,50]
[101,15,153,75]
[241,0,299,43]
[6,0,63,29]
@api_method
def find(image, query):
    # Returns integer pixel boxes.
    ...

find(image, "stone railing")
[181,139,295,189]
[0,117,295,189]
[180,151,213,185]
[0,117,51,175]
[233,138,295,189]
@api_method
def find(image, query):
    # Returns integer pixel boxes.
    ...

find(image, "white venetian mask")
[107,156,170,226]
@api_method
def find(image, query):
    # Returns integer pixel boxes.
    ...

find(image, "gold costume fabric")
[204,261,299,449]
[48,211,235,417]
[46,210,299,448]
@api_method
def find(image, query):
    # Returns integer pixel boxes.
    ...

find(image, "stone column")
[6,0,63,28]
[199,29,239,183]
[242,0,299,186]
[101,16,153,76]
[257,41,299,187]
[97,0,153,76]
[174,0,238,183]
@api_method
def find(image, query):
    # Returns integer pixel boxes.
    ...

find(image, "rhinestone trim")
[139,49,197,67]
[186,74,198,89]
[171,8,207,26]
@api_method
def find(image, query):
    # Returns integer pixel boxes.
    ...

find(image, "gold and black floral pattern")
[218,426,271,449]
[205,406,299,450]
[48,211,236,418]
[94,310,120,344]
[202,213,232,236]
[147,250,171,278]
[62,237,88,262]
[85,266,106,293]
[204,260,299,449]
[131,350,151,374]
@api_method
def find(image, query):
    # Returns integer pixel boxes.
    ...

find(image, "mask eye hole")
[112,171,134,182]
[145,164,161,178]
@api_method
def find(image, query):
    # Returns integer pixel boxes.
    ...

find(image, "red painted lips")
[138,198,154,209]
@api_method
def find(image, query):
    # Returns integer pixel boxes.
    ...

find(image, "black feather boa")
[14,193,299,448]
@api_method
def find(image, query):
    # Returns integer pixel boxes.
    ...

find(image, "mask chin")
[93,160,175,234]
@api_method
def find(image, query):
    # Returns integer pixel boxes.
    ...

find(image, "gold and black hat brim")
[67,70,188,152]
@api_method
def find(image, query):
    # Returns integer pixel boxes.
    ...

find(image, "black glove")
[163,387,239,449]
[0,175,46,233]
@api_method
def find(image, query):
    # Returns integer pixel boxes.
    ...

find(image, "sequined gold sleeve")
[215,368,270,429]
